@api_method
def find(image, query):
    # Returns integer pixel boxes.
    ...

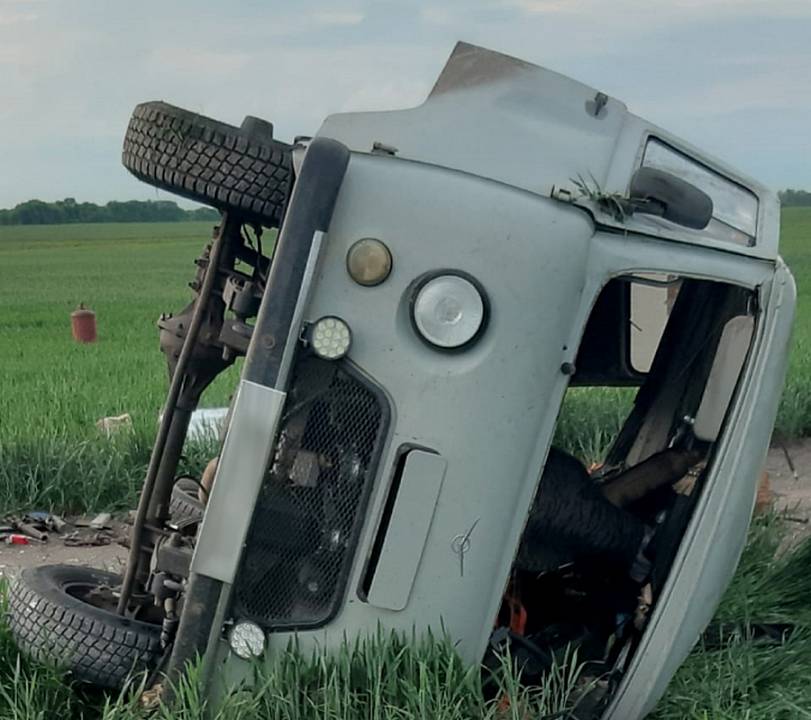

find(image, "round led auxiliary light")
[412,274,486,349]
[310,316,352,360]
[228,620,266,660]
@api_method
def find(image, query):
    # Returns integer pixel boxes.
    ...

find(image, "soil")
[1,440,810,580]
[0,520,129,580]
[765,438,811,545]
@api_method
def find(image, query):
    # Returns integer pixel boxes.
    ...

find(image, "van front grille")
[232,357,388,629]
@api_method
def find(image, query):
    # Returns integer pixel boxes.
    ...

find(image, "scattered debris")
[90,512,112,530]
[96,413,133,436]
[4,534,43,546]
[48,515,68,532]
[16,521,48,542]
[63,530,115,547]
[0,511,129,550]
[775,437,800,481]
[140,683,164,710]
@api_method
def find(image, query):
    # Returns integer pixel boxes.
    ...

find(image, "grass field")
[0,222,236,511]
[0,211,808,511]
[775,207,811,437]
[0,214,809,717]
[1,516,809,718]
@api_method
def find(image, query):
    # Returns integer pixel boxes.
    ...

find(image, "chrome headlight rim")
[408,270,489,352]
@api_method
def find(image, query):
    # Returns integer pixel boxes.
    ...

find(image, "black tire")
[169,477,204,524]
[7,565,162,690]
[122,101,294,227]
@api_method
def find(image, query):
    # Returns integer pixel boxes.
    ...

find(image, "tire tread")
[7,566,162,689]
[122,101,293,227]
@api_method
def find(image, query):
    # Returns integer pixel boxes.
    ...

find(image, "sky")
[1,0,810,208]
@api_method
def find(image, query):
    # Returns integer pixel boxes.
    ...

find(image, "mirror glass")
[642,138,759,246]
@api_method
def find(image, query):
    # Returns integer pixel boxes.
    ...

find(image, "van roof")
[318,42,780,261]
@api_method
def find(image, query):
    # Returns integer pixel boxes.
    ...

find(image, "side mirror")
[629,167,713,230]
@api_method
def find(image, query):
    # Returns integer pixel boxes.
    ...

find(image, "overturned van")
[8,42,795,719]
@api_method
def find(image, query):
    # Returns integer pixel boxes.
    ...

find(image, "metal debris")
[90,513,113,530]
[63,530,114,547]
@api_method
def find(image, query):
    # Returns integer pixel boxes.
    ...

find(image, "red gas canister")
[71,304,97,343]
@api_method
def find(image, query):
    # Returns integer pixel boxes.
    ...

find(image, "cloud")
[311,10,365,25]
[148,48,251,77]
[0,0,809,207]
[420,6,455,25]
[0,10,36,24]
[508,0,811,15]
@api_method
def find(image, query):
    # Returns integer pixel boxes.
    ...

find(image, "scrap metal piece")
[63,530,113,547]
[90,513,112,530]
[16,522,48,542]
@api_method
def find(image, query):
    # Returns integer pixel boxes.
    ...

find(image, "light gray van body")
[190,44,795,718]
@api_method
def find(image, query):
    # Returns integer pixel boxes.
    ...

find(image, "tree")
[779,189,811,207]
[0,199,219,226]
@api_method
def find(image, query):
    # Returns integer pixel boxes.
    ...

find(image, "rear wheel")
[7,565,162,689]
[122,101,294,227]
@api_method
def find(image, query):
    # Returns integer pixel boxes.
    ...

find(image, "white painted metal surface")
[210,43,795,720]
[192,381,285,584]
[367,451,447,611]
[694,315,756,442]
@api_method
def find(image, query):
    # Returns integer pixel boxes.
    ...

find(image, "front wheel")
[7,565,162,689]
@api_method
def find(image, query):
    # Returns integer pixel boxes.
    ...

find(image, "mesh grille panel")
[233,357,387,629]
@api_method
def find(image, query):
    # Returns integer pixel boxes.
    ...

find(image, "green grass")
[0,216,810,720]
[773,207,811,437]
[0,212,808,508]
[0,222,237,438]
[554,207,811,465]
[0,222,238,511]
[651,517,811,719]
[1,517,810,718]
[0,601,586,719]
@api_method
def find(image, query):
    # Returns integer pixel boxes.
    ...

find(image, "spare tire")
[7,565,162,689]
[122,101,294,227]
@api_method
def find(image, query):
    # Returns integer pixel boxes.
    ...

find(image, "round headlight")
[412,274,486,349]
[346,238,392,286]
[228,620,266,660]
[309,316,352,360]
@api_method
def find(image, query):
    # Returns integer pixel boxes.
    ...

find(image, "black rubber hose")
[516,448,646,572]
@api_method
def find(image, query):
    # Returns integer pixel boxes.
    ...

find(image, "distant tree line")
[2,190,808,225]
[0,198,219,226]
[779,189,811,207]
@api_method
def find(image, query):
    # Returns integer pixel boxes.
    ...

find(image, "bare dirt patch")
[0,518,129,580]
[765,438,811,544]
